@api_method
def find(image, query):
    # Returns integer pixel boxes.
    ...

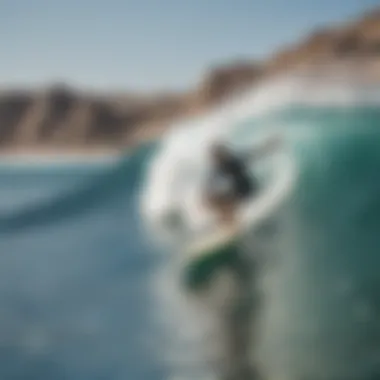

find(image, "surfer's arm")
[243,134,283,161]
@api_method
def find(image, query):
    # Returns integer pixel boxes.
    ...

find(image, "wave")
[141,70,380,380]
[0,144,157,235]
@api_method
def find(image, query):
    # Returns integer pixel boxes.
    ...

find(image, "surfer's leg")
[219,252,262,380]
[222,302,258,380]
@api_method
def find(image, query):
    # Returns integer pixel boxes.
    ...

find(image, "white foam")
[140,66,380,244]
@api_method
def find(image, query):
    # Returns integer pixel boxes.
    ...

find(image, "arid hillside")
[1,8,380,152]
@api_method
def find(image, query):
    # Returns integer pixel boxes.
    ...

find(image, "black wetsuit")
[209,153,258,202]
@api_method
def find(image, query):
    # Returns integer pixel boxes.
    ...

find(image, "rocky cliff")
[1,8,380,152]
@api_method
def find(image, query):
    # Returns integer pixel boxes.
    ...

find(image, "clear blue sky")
[0,0,379,91]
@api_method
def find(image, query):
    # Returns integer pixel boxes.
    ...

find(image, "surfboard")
[181,225,242,291]
[181,140,296,292]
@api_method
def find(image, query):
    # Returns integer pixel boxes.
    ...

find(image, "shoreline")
[0,147,121,156]
[0,147,120,158]
[0,147,124,165]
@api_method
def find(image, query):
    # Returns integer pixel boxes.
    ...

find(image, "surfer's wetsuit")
[206,136,282,211]
[207,151,259,204]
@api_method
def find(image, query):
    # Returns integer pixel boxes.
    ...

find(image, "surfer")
[199,135,283,380]
[204,134,282,226]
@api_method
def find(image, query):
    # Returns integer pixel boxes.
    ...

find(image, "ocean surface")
[1,75,380,380]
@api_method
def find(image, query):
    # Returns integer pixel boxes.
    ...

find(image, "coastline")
[0,131,160,165]
[0,147,123,166]
[0,146,120,156]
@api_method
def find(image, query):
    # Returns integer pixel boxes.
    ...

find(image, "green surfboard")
[181,227,245,291]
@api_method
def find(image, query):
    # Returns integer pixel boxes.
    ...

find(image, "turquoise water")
[1,105,380,380]
[254,107,380,380]
[0,147,168,380]
[143,104,380,380]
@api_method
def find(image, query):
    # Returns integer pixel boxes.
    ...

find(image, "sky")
[0,0,379,92]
